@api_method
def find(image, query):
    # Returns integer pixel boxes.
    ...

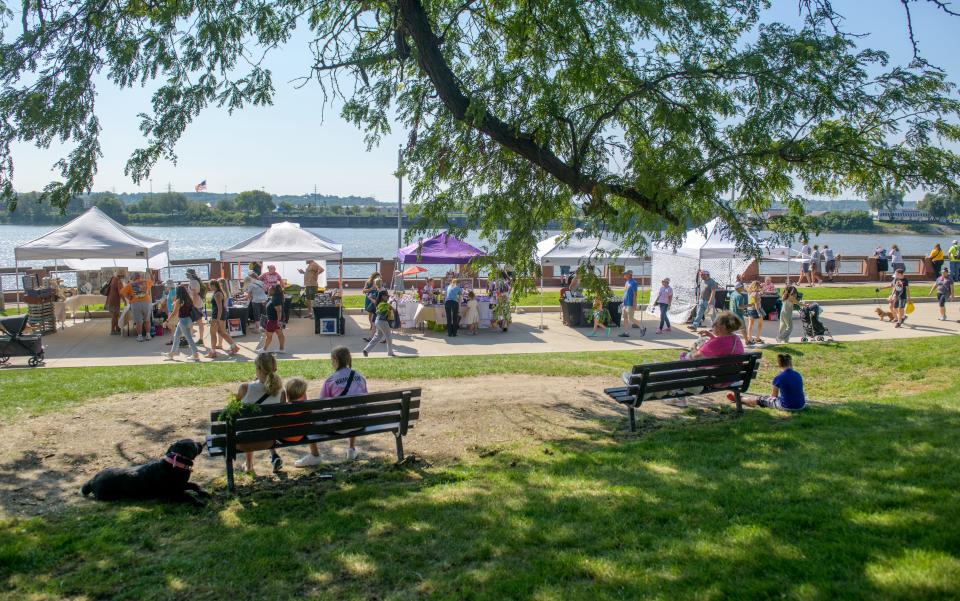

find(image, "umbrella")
[401,266,428,277]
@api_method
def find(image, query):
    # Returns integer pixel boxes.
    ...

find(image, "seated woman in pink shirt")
[690,311,745,359]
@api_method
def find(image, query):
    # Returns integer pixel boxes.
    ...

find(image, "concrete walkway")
[3,298,953,370]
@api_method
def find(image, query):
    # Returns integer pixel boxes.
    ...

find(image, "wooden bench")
[207,387,421,491]
[604,353,761,431]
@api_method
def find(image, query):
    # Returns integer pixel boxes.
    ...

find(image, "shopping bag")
[905,301,915,315]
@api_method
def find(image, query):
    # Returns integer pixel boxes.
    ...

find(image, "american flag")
[195,179,207,192]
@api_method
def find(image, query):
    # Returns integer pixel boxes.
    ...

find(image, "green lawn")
[2,339,960,599]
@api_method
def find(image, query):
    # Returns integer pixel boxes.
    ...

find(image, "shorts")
[760,396,805,411]
[131,301,152,324]
[893,297,908,309]
[265,319,281,333]
[801,263,810,273]
[745,309,761,319]
[622,305,635,319]
[304,286,318,300]
[938,293,948,307]
[825,260,836,273]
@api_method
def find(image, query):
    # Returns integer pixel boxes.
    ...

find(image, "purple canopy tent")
[396,232,485,264]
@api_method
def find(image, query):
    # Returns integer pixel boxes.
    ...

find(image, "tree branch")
[395,0,675,223]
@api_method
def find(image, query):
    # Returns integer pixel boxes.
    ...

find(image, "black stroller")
[0,315,45,367]
[799,303,833,342]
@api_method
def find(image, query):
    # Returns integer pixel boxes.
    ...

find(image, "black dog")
[81,439,209,506]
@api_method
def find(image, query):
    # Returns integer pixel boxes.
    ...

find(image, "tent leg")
[539,275,544,330]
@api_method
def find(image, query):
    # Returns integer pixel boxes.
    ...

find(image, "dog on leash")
[875,307,896,322]
[81,439,209,506]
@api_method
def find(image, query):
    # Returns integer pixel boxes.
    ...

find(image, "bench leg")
[733,389,743,415]
[628,406,637,432]
[225,455,235,493]
[394,432,405,463]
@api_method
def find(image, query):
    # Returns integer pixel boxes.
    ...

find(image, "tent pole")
[14,259,20,313]
[539,273,544,330]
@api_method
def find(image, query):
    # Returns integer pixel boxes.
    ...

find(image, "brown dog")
[875,307,896,322]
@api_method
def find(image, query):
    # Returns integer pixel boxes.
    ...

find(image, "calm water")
[0,224,943,284]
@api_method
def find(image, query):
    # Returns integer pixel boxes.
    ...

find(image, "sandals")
[227,345,240,355]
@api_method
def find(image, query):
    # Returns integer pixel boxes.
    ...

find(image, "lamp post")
[396,145,404,291]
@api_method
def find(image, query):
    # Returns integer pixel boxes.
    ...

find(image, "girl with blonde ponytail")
[234,352,286,474]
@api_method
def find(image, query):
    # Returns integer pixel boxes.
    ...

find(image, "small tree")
[235,190,275,215]
[867,188,905,213]
[216,197,236,212]
[153,192,189,214]
[93,192,127,222]
[918,192,960,221]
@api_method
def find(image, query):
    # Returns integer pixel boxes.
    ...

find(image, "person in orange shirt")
[121,272,153,341]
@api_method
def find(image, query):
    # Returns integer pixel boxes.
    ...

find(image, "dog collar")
[163,453,194,471]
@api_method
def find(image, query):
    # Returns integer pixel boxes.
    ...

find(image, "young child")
[758,353,806,411]
[461,290,480,334]
[295,347,368,466]
[588,296,611,337]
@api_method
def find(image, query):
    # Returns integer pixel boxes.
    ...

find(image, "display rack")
[24,288,57,334]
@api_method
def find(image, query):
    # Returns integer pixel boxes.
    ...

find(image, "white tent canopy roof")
[14,206,169,269]
[535,230,642,266]
[220,222,342,262]
[664,218,792,260]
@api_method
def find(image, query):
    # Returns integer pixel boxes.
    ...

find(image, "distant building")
[872,209,934,222]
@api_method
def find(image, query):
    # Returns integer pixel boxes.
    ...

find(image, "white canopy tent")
[650,218,793,320]
[535,230,644,328]
[14,207,170,300]
[219,222,343,288]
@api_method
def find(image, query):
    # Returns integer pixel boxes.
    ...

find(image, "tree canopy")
[2,0,959,273]
[866,188,905,212]
[234,190,276,215]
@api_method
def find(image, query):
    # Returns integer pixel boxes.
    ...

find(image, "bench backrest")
[209,387,422,447]
[624,353,761,405]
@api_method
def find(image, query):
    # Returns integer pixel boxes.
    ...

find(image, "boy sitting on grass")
[757,353,806,411]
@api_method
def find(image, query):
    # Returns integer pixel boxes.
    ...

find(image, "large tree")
[234,190,275,215]
[866,188,905,212]
[1,0,959,272]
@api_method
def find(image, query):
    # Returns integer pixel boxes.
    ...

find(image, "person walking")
[618,270,640,337]
[104,271,123,336]
[777,285,799,343]
[930,267,953,321]
[745,280,765,346]
[244,271,268,333]
[728,281,750,345]
[809,245,822,286]
[654,278,673,334]
[948,240,960,282]
[362,273,381,336]
[362,290,396,356]
[928,243,944,278]
[186,270,206,345]
[798,239,812,286]
[885,268,910,327]
[162,285,200,362]
[205,279,240,358]
[257,283,286,353]
[120,272,153,341]
[444,278,463,337]
[690,269,717,330]
[889,244,905,274]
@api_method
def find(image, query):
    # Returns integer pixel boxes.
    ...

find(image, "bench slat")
[630,363,755,384]
[635,353,760,374]
[210,387,423,421]
[211,399,421,433]
[234,411,420,445]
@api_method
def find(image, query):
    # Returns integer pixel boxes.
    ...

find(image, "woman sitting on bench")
[235,352,287,475]
[689,311,745,360]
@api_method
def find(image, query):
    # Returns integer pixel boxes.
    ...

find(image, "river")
[0,224,943,283]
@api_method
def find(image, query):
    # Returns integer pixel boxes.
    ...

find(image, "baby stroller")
[0,315,45,367]
[799,303,833,342]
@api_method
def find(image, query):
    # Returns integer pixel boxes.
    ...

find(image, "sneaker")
[939,316,947,321]
[618,332,629,337]
[588,332,598,337]
[271,454,283,473]
[294,454,324,468]
[136,334,144,342]
[656,329,662,334]
[165,340,174,346]
[362,337,371,342]
[346,447,358,461]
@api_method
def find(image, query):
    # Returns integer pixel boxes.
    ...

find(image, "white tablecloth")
[412,301,492,328]
[64,294,108,316]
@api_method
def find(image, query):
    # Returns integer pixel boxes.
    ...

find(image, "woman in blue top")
[444,278,463,337]
[758,354,805,411]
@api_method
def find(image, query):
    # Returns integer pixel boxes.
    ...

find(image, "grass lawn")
[2,338,960,599]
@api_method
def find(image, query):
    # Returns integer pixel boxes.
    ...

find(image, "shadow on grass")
[3,399,960,599]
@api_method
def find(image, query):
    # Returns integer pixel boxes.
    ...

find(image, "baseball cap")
[735,282,745,289]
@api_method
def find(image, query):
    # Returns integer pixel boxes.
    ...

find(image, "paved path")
[6,300,955,369]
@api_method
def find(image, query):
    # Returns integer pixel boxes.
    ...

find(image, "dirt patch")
[0,375,734,518]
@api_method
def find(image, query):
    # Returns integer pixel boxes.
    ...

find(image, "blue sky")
[9,0,960,202]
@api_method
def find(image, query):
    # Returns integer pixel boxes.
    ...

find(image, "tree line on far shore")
[0,190,403,226]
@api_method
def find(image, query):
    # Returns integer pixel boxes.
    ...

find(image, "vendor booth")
[14,207,170,333]
[220,222,345,335]
[535,230,642,329]
[649,218,792,322]
[395,232,497,332]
